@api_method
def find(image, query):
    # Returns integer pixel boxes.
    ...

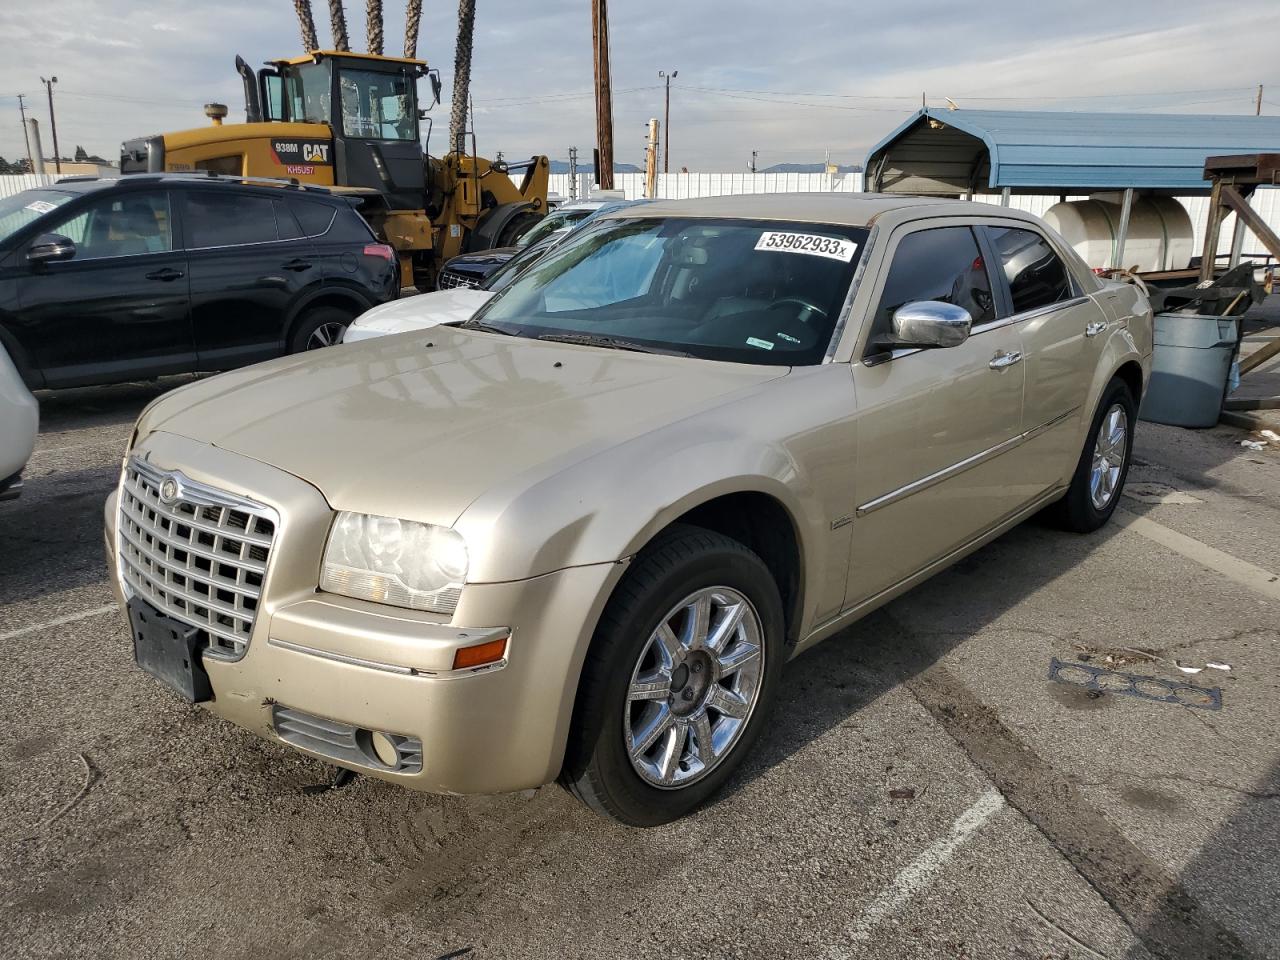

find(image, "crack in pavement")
[1072,772,1280,803]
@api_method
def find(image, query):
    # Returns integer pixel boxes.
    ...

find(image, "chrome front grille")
[437,269,479,290]
[116,457,278,659]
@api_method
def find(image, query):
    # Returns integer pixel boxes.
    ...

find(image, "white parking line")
[0,604,118,642]
[823,788,1006,957]
[1114,509,1280,602]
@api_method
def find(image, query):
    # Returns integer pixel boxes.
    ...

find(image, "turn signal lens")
[452,636,508,670]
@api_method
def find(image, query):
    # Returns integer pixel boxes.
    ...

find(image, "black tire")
[288,306,355,353]
[1052,377,1137,533]
[561,524,785,826]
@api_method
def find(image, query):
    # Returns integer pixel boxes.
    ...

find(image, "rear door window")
[869,226,995,349]
[985,226,1073,314]
[184,192,281,248]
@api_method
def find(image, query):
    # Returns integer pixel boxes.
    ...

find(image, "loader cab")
[263,52,433,210]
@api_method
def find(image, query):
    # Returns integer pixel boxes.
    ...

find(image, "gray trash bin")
[1139,313,1239,428]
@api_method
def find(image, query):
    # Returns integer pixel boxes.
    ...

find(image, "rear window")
[288,198,337,236]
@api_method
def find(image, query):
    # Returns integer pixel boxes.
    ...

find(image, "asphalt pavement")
[1,375,1278,960]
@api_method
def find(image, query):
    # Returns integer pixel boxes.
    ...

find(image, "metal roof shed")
[865,109,1280,197]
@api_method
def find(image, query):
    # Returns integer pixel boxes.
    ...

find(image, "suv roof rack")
[123,172,333,194]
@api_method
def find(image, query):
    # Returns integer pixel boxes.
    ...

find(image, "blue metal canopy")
[865,108,1280,195]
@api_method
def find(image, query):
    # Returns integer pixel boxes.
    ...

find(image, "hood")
[343,288,492,342]
[143,326,786,526]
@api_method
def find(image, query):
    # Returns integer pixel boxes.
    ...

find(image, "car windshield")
[0,190,77,245]
[468,217,868,365]
[515,207,595,247]
[482,239,557,293]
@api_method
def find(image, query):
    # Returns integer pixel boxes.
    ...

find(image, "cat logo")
[302,143,329,163]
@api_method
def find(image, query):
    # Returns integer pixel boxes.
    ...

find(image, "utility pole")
[40,76,60,173]
[568,145,579,200]
[749,150,757,174]
[644,118,659,198]
[1257,84,1264,116]
[17,94,33,171]
[591,0,615,190]
[658,69,677,174]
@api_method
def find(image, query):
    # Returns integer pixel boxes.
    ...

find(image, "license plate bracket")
[127,597,213,703]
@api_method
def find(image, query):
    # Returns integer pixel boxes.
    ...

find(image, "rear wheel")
[561,525,785,826]
[1052,377,1136,532]
[289,306,354,353]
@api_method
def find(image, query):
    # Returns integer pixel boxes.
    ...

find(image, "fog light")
[370,730,399,767]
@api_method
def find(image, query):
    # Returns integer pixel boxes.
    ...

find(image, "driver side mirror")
[884,300,971,349]
[27,233,76,264]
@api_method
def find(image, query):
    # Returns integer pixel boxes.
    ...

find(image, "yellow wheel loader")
[121,49,548,290]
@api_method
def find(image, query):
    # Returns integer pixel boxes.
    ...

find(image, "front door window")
[50,193,173,260]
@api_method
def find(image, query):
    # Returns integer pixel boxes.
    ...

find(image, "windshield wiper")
[452,319,521,337]
[536,333,693,357]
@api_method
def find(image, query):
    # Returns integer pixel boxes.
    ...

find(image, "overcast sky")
[1,0,1278,171]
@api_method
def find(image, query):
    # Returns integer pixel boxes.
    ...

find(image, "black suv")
[0,175,398,389]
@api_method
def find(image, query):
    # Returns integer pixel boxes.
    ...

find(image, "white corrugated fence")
[3,171,1276,261]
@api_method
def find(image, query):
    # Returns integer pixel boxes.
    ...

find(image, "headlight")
[320,512,468,615]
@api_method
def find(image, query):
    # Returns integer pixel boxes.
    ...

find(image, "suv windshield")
[515,207,596,248]
[469,217,868,365]
[0,190,77,245]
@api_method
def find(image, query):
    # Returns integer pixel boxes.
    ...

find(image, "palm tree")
[450,0,476,155]
[366,0,383,55]
[404,0,422,57]
[293,0,319,50]
[328,0,349,51]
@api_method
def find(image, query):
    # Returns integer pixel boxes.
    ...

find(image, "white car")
[342,287,493,343]
[344,235,558,343]
[0,344,38,500]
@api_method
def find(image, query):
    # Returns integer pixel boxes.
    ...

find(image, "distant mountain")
[760,162,863,174]
[548,160,642,174]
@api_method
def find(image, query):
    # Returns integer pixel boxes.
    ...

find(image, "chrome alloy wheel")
[1090,403,1128,510]
[306,321,348,349]
[624,586,765,789]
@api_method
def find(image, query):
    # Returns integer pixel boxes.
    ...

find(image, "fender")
[1074,284,1153,450]
[453,366,859,637]
[282,284,376,333]
[465,201,538,253]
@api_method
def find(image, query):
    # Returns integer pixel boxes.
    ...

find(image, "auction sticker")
[25,200,57,214]
[755,231,857,262]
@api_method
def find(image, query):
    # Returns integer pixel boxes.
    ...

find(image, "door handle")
[1085,320,1107,337]
[145,268,184,282]
[989,350,1022,370]
[282,258,314,272]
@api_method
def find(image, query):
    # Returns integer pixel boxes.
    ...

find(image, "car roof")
[25,174,343,202]
[596,192,1039,228]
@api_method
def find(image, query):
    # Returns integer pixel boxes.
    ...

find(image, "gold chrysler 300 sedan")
[104,194,1152,825]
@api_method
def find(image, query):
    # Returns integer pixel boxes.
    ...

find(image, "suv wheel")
[562,525,784,826]
[290,306,354,352]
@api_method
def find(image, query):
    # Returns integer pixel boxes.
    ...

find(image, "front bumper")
[105,432,624,794]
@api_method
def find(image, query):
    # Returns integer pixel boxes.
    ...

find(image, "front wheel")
[561,525,785,826]
[1053,377,1136,532]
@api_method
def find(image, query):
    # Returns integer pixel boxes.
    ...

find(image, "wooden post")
[592,0,615,191]
[645,118,659,198]
[1199,178,1225,284]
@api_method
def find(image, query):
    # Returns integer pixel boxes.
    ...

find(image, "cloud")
[0,0,1274,170]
